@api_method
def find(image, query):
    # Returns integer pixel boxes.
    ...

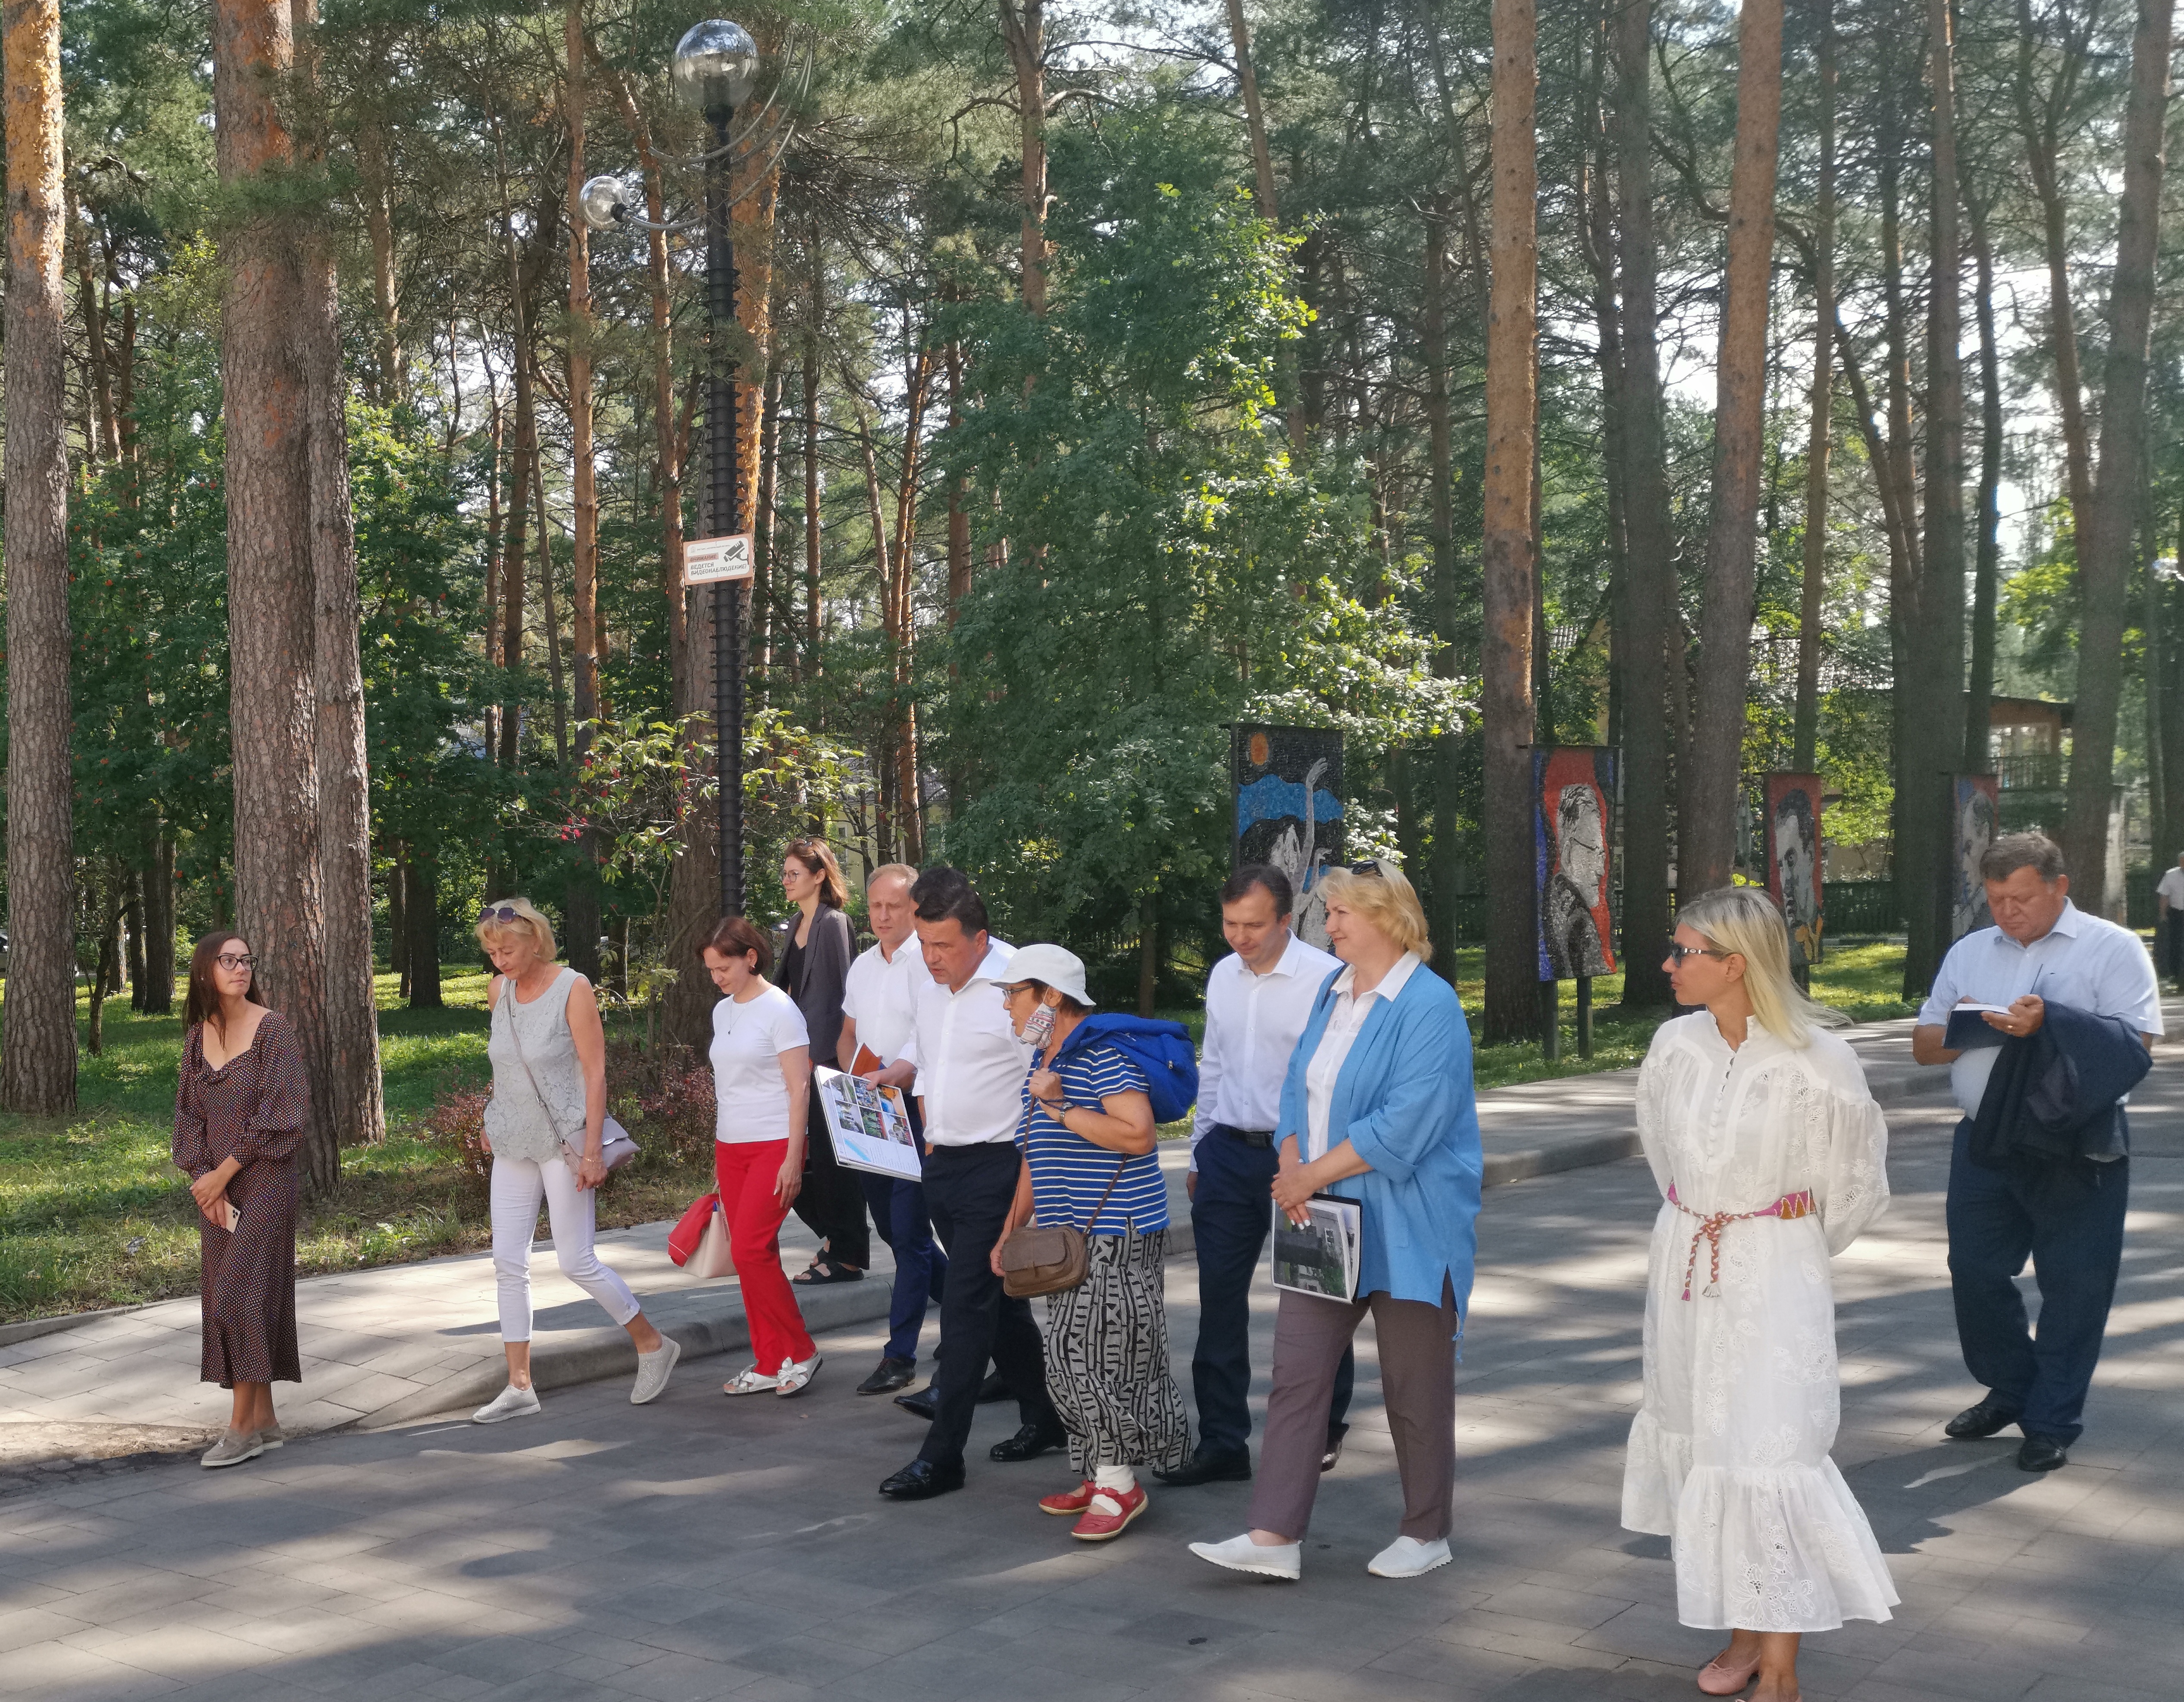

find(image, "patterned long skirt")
[1042,1225,1191,1476]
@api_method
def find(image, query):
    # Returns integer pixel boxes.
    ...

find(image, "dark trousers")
[2165,913,2184,985]
[1190,1124,1353,1459]
[793,1086,870,1270]
[1946,1117,2129,1446]
[916,1143,1057,1469]
[861,1146,946,1365]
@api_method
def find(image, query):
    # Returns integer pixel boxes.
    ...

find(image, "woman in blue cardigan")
[1189,860,1483,1583]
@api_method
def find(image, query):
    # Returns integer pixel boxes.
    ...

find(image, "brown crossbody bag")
[997,1148,1132,1299]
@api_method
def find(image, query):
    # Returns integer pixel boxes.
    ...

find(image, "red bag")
[668,1193,720,1267]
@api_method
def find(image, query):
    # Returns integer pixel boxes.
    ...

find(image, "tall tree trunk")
[125,864,147,1011]
[1422,201,1465,968]
[1683,0,1783,896]
[755,365,783,688]
[803,322,823,674]
[1579,23,1627,754]
[1222,0,1300,446]
[563,0,602,984]
[1612,0,1675,1009]
[998,2,1049,313]
[1482,0,1538,1046]
[211,0,337,1192]
[534,441,570,766]
[602,66,687,730]
[405,851,442,1008]
[389,839,410,998]
[1,0,78,1114]
[1964,188,2003,775]
[2063,0,2175,913]
[1792,0,1835,775]
[2014,0,2097,531]
[358,116,401,407]
[296,0,384,1145]
[143,829,174,1013]
[2147,518,2166,862]
[890,344,934,865]
[1906,0,1969,983]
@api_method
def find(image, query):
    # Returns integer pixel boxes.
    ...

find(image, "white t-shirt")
[2157,866,2184,909]
[710,985,810,1144]
[840,936,924,1067]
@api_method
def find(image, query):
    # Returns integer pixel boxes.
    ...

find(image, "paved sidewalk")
[0,1049,2178,1700]
[0,1004,1992,1462]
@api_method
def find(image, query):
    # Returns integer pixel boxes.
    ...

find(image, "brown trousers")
[1248,1279,1457,1542]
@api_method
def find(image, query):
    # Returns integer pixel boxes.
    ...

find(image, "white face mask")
[1022,1003,1057,1048]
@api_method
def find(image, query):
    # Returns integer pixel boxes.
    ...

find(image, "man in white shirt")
[838,864,946,1397]
[1913,832,2162,1472]
[2155,849,2184,989]
[1156,865,1356,1488]
[876,869,1063,1500]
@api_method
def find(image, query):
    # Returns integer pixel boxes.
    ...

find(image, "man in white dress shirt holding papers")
[875,869,1065,1500]
[1913,832,2162,1472]
[1157,864,1357,1487]
[837,864,946,1397]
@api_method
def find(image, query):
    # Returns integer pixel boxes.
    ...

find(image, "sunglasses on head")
[1348,859,1384,878]
[478,905,523,923]
[1662,941,1733,966]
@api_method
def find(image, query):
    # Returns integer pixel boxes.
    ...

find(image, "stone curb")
[0,1305,149,1351]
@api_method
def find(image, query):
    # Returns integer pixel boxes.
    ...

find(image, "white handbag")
[688,1204,735,1279]
[500,980,640,1173]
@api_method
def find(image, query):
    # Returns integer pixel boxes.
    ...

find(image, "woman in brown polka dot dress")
[171,930,311,1469]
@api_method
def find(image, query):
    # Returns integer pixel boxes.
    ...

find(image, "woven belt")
[1665,1183,1816,1300]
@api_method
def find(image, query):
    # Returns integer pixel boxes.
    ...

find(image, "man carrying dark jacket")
[1913,833,2163,1472]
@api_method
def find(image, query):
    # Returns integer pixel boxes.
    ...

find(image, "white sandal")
[721,1363,780,1396]
[776,1353,823,1397]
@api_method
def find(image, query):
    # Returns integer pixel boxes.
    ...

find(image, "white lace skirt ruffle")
[1624,1410,1899,1632]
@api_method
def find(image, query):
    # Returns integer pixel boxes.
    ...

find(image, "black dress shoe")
[976,1370,1011,1404]
[878,1458,965,1500]
[1945,1400,2022,1440]
[2017,1434,2069,1472]
[1321,1421,1350,1473]
[989,1423,1068,1463]
[858,1357,917,1395]
[894,1385,939,1421]
[1153,1449,1253,1487]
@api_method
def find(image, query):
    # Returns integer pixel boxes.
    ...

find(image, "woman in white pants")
[472,898,679,1422]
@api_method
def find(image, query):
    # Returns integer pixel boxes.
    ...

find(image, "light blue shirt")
[1917,901,2163,1115]
[1276,962,1484,1321]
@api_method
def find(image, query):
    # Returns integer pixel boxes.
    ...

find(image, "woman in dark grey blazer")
[774,837,869,1281]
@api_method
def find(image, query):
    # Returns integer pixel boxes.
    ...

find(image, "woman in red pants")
[702,915,823,1396]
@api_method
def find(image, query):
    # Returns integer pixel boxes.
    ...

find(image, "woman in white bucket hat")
[994,944,1191,1542]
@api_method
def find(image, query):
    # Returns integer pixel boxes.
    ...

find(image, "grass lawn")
[3,936,1927,1326]
[0,970,716,1327]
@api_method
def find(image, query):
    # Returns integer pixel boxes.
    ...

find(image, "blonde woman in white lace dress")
[1624,888,1897,1702]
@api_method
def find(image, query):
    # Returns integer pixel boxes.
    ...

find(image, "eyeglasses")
[1662,941,1733,966]
[478,906,522,923]
[1348,860,1384,878]
[214,954,255,970]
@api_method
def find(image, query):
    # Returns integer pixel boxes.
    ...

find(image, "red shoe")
[1040,1479,1097,1516]
[1071,1482,1148,1541]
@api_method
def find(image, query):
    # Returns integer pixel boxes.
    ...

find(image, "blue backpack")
[1056,1013,1200,1125]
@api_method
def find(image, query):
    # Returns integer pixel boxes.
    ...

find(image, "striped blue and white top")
[1016,1044,1168,1236]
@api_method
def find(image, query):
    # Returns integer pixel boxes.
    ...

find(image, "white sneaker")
[776,1352,822,1397]
[472,1383,542,1424]
[1188,1532,1302,1581]
[1367,1535,1452,1578]
[631,1336,681,1405]
[721,1363,780,1396]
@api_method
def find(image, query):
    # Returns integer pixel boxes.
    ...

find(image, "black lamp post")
[674,20,758,917]
[581,18,765,917]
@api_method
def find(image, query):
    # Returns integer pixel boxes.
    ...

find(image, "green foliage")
[933,111,1464,937]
